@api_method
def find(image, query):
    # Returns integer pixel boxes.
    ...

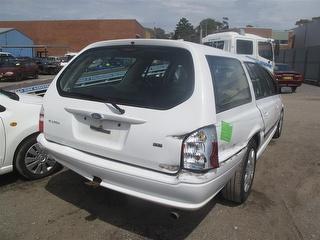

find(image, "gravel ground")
[0,84,319,240]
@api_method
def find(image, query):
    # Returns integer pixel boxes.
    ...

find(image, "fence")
[276,46,320,85]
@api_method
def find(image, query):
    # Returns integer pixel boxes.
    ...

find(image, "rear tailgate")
[43,43,215,174]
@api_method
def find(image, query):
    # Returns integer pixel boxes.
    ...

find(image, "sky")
[1,0,319,32]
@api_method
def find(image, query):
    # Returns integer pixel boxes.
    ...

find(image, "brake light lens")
[39,106,44,132]
[182,125,219,171]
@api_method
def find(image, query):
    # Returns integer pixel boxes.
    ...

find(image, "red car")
[274,63,303,93]
[0,58,39,81]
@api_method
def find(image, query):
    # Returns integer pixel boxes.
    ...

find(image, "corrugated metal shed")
[0,28,34,57]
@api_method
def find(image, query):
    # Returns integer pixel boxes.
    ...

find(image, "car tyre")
[273,110,284,139]
[15,73,23,82]
[14,134,60,180]
[291,86,297,93]
[222,140,257,203]
[34,71,39,79]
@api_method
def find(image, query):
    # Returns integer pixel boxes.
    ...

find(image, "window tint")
[206,56,252,113]
[58,46,194,110]
[236,40,253,55]
[258,42,273,61]
[245,62,276,99]
[204,41,224,50]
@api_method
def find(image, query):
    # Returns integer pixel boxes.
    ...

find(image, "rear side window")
[236,40,253,55]
[245,62,276,99]
[58,46,194,110]
[206,56,252,113]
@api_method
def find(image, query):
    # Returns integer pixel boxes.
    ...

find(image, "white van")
[38,39,283,210]
[202,31,275,72]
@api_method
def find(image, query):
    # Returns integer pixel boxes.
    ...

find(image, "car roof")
[83,39,255,64]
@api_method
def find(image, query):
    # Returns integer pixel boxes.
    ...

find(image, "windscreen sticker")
[220,121,233,142]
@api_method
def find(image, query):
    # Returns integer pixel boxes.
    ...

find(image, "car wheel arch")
[12,132,40,170]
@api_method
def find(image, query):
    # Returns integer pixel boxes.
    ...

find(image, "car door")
[245,62,278,139]
[206,55,262,163]
[0,105,6,167]
[257,41,274,72]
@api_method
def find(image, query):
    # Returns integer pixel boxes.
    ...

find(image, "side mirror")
[0,105,6,113]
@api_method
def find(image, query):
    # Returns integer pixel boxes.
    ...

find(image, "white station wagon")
[38,39,284,210]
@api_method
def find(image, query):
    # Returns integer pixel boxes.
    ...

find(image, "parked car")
[274,63,303,92]
[0,58,39,81]
[0,52,15,58]
[38,39,283,210]
[0,89,59,179]
[60,52,77,67]
[34,57,61,75]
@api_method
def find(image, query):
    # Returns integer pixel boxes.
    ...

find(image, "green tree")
[173,17,195,41]
[197,18,223,38]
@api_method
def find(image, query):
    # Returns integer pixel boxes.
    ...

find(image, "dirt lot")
[0,84,319,240]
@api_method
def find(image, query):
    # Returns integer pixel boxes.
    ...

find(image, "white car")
[38,39,283,210]
[0,89,59,179]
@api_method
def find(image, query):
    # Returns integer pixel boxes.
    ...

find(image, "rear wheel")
[15,73,23,81]
[14,134,60,180]
[291,86,297,92]
[33,71,39,79]
[222,140,257,203]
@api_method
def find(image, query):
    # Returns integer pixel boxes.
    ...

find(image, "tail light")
[39,105,44,132]
[294,74,303,81]
[182,125,219,171]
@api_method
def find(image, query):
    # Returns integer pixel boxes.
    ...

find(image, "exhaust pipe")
[85,176,102,188]
[170,211,180,220]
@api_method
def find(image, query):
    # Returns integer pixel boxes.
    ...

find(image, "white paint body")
[0,93,42,175]
[38,39,283,210]
[202,32,275,72]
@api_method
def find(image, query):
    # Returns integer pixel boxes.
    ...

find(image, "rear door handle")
[263,111,269,116]
[90,125,111,134]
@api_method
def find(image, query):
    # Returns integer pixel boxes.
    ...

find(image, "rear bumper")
[278,80,302,87]
[38,134,246,210]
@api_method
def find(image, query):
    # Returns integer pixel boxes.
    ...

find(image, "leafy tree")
[173,17,195,41]
[197,18,223,38]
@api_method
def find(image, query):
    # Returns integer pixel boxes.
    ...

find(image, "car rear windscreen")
[57,46,195,110]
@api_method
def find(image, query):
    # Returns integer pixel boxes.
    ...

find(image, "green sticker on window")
[220,121,233,142]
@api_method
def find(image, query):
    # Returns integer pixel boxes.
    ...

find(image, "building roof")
[0,19,145,55]
[0,28,14,34]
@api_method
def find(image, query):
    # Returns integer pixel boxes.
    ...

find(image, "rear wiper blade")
[105,101,125,115]
[64,91,125,114]
[0,89,20,101]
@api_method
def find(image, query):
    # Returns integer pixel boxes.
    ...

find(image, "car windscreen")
[0,58,18,67]
[204,41,224,50]
[57,46,195,110]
